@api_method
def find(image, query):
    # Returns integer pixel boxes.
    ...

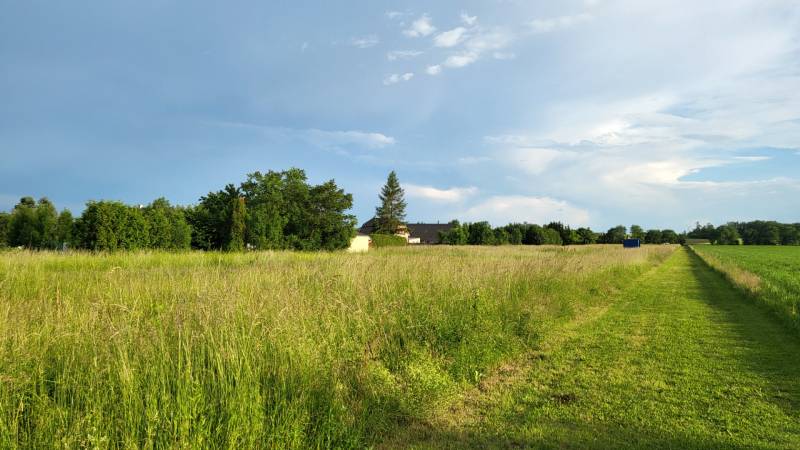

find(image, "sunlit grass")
[0,245,673,448]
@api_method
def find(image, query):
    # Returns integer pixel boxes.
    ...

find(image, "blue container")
[623,239,641,248]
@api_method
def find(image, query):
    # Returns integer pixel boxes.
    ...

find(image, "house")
[347,234,371,253]
[358,219,455,245]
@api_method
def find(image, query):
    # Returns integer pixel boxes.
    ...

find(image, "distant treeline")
[439,222,682,246]
[687,221,800,245]
[0,169,356,251]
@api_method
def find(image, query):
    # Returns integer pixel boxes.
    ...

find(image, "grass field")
[2,245,798,449]
[691,246,800,332]
[0,246,672,448]
[389,248,800,449]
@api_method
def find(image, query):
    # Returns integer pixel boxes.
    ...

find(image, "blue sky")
[1,0,799,231]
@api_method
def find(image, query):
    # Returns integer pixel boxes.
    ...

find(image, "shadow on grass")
[685,250,800,416]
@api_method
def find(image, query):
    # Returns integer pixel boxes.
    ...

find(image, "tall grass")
[0,245,673,448]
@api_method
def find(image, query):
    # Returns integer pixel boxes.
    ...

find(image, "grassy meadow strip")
[0,245,673,448]
[691,245,800,333]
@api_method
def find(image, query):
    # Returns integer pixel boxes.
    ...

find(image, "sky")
[1,0,799,231]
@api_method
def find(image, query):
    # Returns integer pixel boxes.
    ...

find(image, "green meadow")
[1,245,799,449]
[692,245,800,332]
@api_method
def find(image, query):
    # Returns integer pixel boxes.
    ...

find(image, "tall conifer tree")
[375,171,406,234]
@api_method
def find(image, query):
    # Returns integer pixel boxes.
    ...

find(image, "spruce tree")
[227,196,247,251]
[375,171,407,234]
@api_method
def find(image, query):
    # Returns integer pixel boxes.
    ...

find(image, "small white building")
[347,234,372,253]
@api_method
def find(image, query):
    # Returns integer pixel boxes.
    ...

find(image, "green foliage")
[193,169,355,251]
[0,212,9,248]
[144,198,192,250]
[716,224,741,245]
[7,197,40,248]
[600,225,627,244]
[370,233,407,247]
[227,197,247,251]
[36,198,59,249]
[645,229,663,244]
[630,224,645,240]
[75,201,150,251]
[56,209,74,249]
[375,171,407,234]
[439,220,468,245]
[576,227,597,244]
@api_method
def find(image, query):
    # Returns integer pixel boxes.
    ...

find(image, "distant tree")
[546,222,575,245]
[507,224,524,245]
[644,229,663,244]
[145,198,192,250]
[306,180,357,250]
[716,224,741,245]
[227,197,247,251]
[440,220,468,245]
[467,221,495,245]
[779,223,799,246]
[75,201,149,251]
[0,212,9,247]
[630,225,645,241]
[55,209,74,249]
[241,171,287,249]
[375,171,407,234]
[661,229,679,244]
[575,227,597,245]
[493,228,510,245]
[523,225,546,245]
[541,228,563,245]
[601,225,627,244]
[8,197,40,248]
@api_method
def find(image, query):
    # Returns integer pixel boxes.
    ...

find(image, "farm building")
[358,219,454,244]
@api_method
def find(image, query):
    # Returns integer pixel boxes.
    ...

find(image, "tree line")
[0,169,356,251]
[687,221,800,245]
[438,222,682,246]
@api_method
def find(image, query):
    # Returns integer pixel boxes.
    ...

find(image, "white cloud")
[434,27,468,48]
[462,196,590,226]
[529,13,593,33]
[212,121,396,151]
[350,35,380,49]
[504,148,578,175]
[493,52,516,60]
[426,65,442,75]
[385,11,406,20]
[733,156,771,162]
[383,72,415,85]
[403,14,436,37]
[387,50,423,61]
[460,12,478,26]
[303,129,396,149]
[406,184,478,202]
[444,52,479,68]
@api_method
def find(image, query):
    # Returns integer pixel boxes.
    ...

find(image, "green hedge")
[370,234,407,247]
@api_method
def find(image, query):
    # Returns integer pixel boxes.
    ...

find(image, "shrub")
[370,234,407,247]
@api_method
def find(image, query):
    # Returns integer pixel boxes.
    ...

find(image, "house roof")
[358,219,454,244]
[407,223,454,244]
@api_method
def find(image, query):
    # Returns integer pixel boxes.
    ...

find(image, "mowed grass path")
[390,248,800,449]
